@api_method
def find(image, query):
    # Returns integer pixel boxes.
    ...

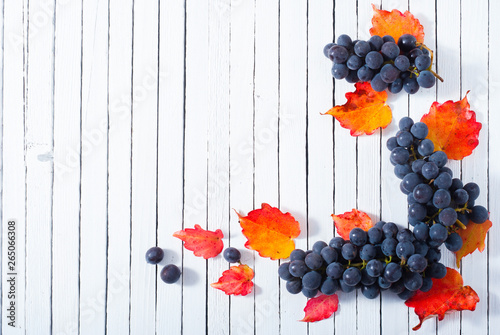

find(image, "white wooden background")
[0,0,498,334]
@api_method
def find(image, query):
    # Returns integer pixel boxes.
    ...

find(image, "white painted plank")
[460,1,489,334]
[253,0,281,334]
[206,1,231,333]
[129,1,158,334]
[106,0,133,333]
[2,0,26,333]
[25,0,54,333]
[488,0,500,333]
[355,1,383,334]
[183,0,209,333]
[435,1,461,334]
[408,0,437,120]
[79,0,109,333]
[406,1,438,333]
[156,0,184,334]
[278,1,308,333]
[332,1,358,334]
[0,0,4,328]
[52,0,82,334]
[306,0,335,333]
[378,1,411,333]
[228,0,256,333]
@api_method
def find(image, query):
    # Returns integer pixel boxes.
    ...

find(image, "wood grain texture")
[52,1,82,334]
[129,1,158,334]
[107,0,132,333]
[0,1,497,335]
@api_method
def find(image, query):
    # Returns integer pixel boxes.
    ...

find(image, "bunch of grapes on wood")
[388,116,489,252]
[323,34,442,94]
[279,222,446,301]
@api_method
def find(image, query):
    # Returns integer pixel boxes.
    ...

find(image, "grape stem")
[409,146,418,161]
[456,220,467,230]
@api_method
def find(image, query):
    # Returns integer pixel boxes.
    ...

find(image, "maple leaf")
[332,209,374,240]
[237,203,301,260]
[173,224,224,259]
[299,294,339,322]
[405,268,479,331]
[421,93,482,160]
[369,4,425,43]
[211,264,254,296]
[455,219,492,267]
[324,82,392,136]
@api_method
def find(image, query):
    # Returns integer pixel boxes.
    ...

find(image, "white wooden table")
[1,0,498,334]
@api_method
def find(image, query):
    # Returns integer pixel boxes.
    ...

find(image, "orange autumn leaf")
[324,82,392,136]
[369,4,425,43]
[299,294,339,322]
[173,224,224,259]
[237,203,301,260]
[332,209,374,240]
[211,264,254,296]
[455,219,492,267]
[405,268,479,331]
[421,94,482,160]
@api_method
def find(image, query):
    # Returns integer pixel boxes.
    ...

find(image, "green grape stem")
[456,220,467,230]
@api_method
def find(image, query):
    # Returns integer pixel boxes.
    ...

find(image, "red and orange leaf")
[300,294,339,322]
[455,219,492,267]
[237,203,301,260]
[173,224,224,259]
[324,82,392,136]
[369,4,425,43]
[421,93,482,160]
[405,267,479,331]
[332,209,374,240]
[211,264,254,296]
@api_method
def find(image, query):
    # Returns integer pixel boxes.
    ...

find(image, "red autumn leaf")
[237,203,301,260]
[369,4,425,43]
[421,93,482,160]
[173,224,224,259]
[455,219,492,267]
[211,264,254,296]
[405,267,480,331]
[332,209,374,240]
[324,82,392,136]
[299,294,339,322]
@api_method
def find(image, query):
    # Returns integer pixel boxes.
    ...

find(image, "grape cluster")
[279,222,446,300]
[323,34,441,94]
[387,117,489,252]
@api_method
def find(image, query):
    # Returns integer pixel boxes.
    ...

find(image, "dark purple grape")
[397,34,417,52]
[160,264,181,284]
[445,233,463,252]
[394,55,410,71]
[223,247,241,263]
[329,45,349,63]
[407,254,428,273]
[302,271,322,290]
[305,252,323,270]
[278,262,294,280]
[286,278,302,294]
[383,263,403,283]
[343,267,362,286]
[381,42,400,60]
[289,249,306,261]
[146,247,164,264]
[470,205,489,223]
[349,227,368,246]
